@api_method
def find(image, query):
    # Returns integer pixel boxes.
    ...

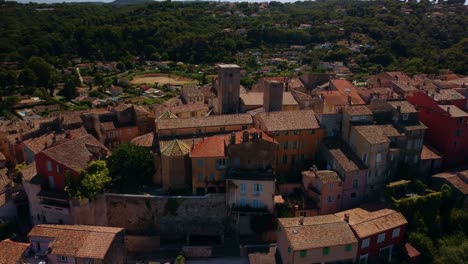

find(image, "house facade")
[28,224,126,264]
[277,215,358,264]
[335,208,408,264]
[254,110,324,177]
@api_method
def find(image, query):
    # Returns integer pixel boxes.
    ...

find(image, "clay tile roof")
[157,114,252,130]
[113,103,131,112]
[330,79,366,105]
[23,133,71,155]
[182,84,203,98]
[302,170,342,184]
[131,132,155,148]
[21,162,39,183]
[345,105,372,116]
[240,92,298,106]
[335,208,408,238]
[387,100,418,114]
[0,168,10,189]
[405,243,420,259]
[226,128,277,145]
[160,139,191,156]
[158,110,179,119]
[190,135,226,158]
[420,145,442,160]
[0,239,29,264]
[278,215,357,250]
[432,173,468,195]
[0,152,5,161]
[41,135,109,171]
[391,80,418,92]
[438,105,468,118]
[434,89,464,101]
[323,138,367,171]
[28,224,123,259]
[355,125,401,144]
[256,110,320,132]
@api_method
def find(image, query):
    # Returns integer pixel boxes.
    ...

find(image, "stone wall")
[125,235,160,255]
[105,193,226,236]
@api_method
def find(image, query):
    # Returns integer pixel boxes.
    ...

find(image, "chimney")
[397,105,401,113]
[347,95,352,105]
[447,107,450,114]
[344,213,350,223]
[230,132,236,145]
[242,131,249,142]
[436,87,441,94]
[299,216,304,225]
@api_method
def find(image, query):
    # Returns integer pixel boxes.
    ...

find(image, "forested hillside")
[0,0,467,74]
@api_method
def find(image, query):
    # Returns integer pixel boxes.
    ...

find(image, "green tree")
[60,76,80,101]
[106,143,155,192]
[65,160,111,200]
[175,255,185,264]
[18,69,37,87]
[27,56,52,87]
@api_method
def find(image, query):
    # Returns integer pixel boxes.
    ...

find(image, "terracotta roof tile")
[388,100,418,114]
[41,135,110,171]
[190,135,226,158]
[157,114,252,130]
[433,89,464,101]
[256,110,320,132]
[28,224,123,259]
[0,239,29,264]
[160,139,191,156]
[335,208,407,238]
[302,170,342,184]
[131,132,155,148]
[344,105,372,116]
[181,84,203,98]
[240,92,298,106]
[433,173,468,195]
[438,105,468,117]
[330,79,366,105]
[355,125,401,144]
[279,215,357,250]
[420,145,442,160]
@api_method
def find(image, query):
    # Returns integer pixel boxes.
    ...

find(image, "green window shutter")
[300,250,307,258]
[345,244,352,252]
[288,247,291,253]
[323,247,330,255]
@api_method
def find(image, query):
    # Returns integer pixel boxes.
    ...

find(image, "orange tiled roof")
[28,224,123,260]
[0,239,29,264]
[226,128,277,145]
[330,79,366,105]
[420,145,442,160]
[433,173,468,195]
[190,135,226,158]
[335,208,408,238]
[131,132,155,148]
[255,110,320,132]
[279,215,357,250]
[41,135,110,171]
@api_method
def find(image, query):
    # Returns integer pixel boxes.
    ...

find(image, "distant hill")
[110,0,155,6]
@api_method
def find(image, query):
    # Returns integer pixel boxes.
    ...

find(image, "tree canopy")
[106,143,155,192]
[65,160,111,200]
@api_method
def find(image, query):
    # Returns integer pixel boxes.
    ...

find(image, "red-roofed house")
[335,207,408,264]
[329,79,366,105]
[0,239,29,264]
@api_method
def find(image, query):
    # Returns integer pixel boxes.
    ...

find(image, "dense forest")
[0,0,467,75]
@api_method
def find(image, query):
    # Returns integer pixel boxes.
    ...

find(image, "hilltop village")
[0,62,466,263]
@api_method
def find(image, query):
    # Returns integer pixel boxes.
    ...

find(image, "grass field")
[131,73,197,86]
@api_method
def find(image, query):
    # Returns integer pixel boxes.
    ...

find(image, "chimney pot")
[344,213,350,223]
[299,216,304,225]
